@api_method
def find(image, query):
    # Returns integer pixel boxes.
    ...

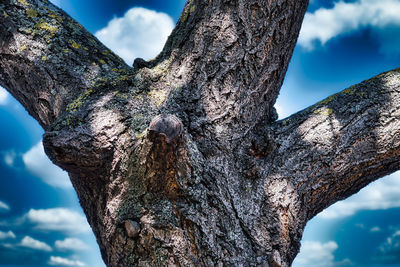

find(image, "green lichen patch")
[47,10,63,23]
[190,3,196,13]
[66,88,94,112]
[26,9,38,18]
[317,93,339,106]
[44,35,53,43]
[41,56,47,61]
[19,44,27,52]
[34,21,58,35]
[69,39,81,49]
[101,50,111,56]
[343,85,357,95]
[62,113,85,128]
[314,108,333,116]
[181,0,195,23]
[17,0,29,6]
[136,129,147,139]
[148,89,167,107]
[282,118,291,126]
[342,85,367,97]
[22,28,32,34]
[114,91,129,100]
[150,57,173,79]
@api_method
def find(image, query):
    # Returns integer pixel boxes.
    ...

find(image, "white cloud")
[0,230,16,240]
[22,141,71,189]
[20,236,52,252]
[0,87,9,105]
[293,241,338,267]
[95,7,174,65]
[298,0,400,55]
[381,230,400,252]
[0,201,10,212]
[4,150,16,167]
[371,226,382,232]
[318,171,400,219]
[55,238,90,251]
[25,208,90,234]
[48,256,85,267]
[376,230,400,262]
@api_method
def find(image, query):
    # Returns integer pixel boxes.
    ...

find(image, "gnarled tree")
[1,0,400,266]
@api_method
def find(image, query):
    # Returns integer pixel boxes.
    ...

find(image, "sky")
[1,0,400,266]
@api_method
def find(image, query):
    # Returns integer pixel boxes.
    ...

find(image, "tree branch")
[268,68,400,220]
[0,0,130,129]
[152,0,309,138]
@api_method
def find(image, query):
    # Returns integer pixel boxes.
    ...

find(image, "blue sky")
[1,0,400,266]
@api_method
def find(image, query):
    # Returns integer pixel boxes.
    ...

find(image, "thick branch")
[0,0,130,129]
[268,68,400,220]
[155,0,309,137]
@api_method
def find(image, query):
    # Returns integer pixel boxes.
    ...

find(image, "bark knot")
[125,220,140,238]
[148,114,184,145]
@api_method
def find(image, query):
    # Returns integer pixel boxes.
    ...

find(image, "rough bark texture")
[1,0,400,266]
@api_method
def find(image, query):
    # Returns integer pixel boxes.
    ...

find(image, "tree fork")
[2,0,400,266]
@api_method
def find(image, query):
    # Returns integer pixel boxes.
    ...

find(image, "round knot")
[148,114,184,144]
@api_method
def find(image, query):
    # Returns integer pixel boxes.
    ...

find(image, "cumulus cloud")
[55,238,90,251]
[20,236,52,252]
[293,241,338,267]
[0,201,10,212]
[48,256,85,267]
[298,0,400,55]
[22,141,71,189]
[95,7,174,65]
[0,230,16,240]
[0,86,9,105]
[25,208,90,234]
[318,171,400,219]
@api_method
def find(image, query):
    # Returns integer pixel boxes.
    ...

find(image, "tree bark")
[1,0,400,266]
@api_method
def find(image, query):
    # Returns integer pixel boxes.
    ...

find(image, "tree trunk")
[2,0,400,266]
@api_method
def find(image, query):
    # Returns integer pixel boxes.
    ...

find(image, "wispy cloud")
[3,150,16,167]
[299,0,400,56]
[22,141,71,189]
[0,200,10,212]
[370,226,382,233]
[20,236,52,252]
[48,256,85,266]
[375,229,400,263]
[55,238,90,251]
[0,230,16,240]
[25,208,90,234]
[95,7,174,65]
[318,171,400,219]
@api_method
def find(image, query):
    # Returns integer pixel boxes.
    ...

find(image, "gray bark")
[1,0,400,266]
